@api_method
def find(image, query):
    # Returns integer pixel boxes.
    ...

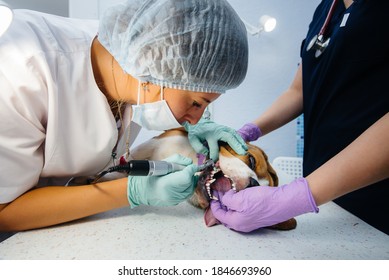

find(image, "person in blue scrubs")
[186,0,389,234]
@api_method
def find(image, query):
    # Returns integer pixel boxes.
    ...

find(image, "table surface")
[0,200,388,260]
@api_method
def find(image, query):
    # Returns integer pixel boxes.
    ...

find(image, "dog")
[131,129,297,231]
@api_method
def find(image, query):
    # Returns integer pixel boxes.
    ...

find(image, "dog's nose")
[247,177,260,188]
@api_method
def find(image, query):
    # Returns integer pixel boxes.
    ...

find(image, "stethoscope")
[306,0,340,57]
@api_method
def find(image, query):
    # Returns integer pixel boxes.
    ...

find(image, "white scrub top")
[0,10,140,203]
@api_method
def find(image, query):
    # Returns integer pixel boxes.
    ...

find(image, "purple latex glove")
[210,178,319,232]
[237,123,262,142]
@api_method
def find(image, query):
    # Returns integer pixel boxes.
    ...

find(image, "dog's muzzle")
[196,160,260,202]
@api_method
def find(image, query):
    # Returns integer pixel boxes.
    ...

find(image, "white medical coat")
[0,10,140,203]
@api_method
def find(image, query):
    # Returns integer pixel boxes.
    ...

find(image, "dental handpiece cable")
[306,0,339,57]
[90,158,214,184]
[90,160,187,183]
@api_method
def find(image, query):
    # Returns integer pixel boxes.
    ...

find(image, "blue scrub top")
[300,0,389,233]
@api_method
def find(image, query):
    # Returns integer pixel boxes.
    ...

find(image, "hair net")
[98,0,248,94]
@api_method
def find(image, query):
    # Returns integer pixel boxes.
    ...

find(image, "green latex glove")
[127,154,199,208]
[183,118,247,161]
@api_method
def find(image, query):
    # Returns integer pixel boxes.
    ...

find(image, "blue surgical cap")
[98,0,248,94]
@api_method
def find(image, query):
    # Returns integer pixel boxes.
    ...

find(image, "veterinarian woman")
[185,0,389,234]
[0,0,248,231]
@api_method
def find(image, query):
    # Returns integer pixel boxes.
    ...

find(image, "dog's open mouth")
[197,161,260,202]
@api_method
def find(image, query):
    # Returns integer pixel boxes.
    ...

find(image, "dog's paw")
[267,218,297,230]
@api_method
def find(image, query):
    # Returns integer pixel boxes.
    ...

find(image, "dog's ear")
[267,164,279,186]
[258,149,278,186]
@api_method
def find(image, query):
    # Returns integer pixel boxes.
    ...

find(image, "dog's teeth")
[209,178,216,184]
[224,174,230,178]
[211,196,218,201]
[194,172,202,176]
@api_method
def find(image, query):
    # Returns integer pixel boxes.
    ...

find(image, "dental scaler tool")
[197,159,214,171]
[126,160,186,176]
[90,160,187,183]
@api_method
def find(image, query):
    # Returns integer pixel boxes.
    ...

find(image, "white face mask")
[132,82,182,131]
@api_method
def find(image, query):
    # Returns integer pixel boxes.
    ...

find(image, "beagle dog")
[131,129,297,230]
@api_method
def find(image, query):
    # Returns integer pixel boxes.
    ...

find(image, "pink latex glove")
[237,123,262,142]
[210,178,319,232]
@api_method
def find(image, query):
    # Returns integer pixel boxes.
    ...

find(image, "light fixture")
[243,15,277,37]
[0,1,13,37]
[259,15,277,33]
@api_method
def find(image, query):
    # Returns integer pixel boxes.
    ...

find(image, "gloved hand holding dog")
[127,154,199,208]
[210,177,319,232]
[184,119,250,161]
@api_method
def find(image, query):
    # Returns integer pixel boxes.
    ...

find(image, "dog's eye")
[248,154,256,170]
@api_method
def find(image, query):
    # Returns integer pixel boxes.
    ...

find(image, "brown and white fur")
[131,129,296,230]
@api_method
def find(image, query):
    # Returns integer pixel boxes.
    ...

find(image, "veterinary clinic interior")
[0,0,388,261]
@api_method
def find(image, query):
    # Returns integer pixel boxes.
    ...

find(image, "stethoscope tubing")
[307,0,340,57]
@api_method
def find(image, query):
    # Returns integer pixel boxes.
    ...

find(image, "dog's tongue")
[204,206,220,227]
[211,175,232,193]
[203,170,232,227]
